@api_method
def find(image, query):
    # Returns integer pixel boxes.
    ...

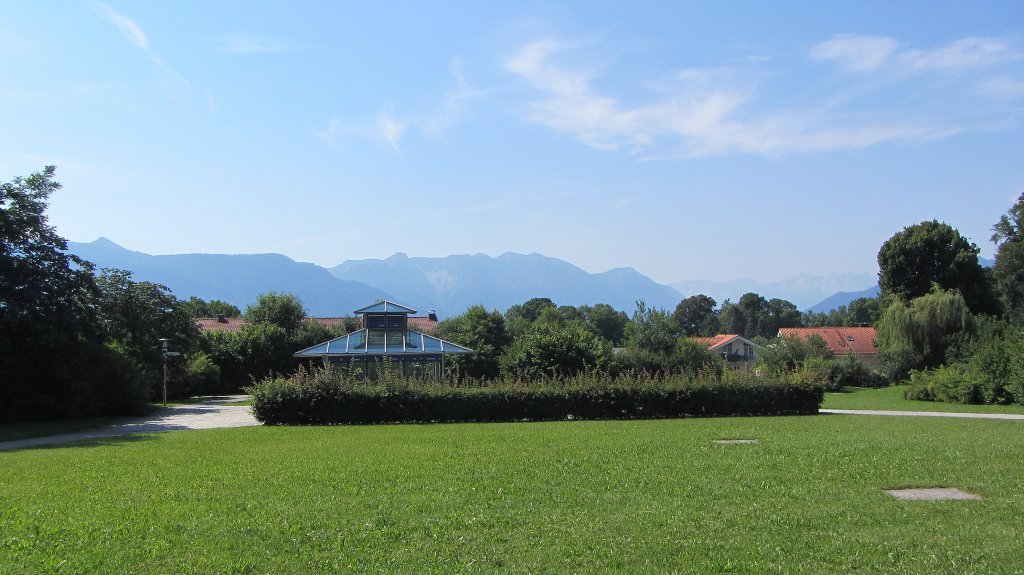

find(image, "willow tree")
[876,288,973,381]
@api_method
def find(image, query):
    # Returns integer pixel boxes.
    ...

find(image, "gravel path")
[0,395,259,452]
[821,408,1024,420]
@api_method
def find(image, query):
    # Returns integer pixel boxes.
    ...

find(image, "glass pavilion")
[293,300,473,378]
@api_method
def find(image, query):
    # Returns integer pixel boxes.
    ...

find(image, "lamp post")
[159,338,181,406]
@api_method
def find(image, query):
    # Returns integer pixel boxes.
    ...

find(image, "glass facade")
[293,301,474,379]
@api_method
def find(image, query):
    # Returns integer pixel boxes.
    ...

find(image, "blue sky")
[2,1,1022,284]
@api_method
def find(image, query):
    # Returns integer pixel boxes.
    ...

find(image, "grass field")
[0,417,124,443]
[824,385,1024,414]
[2,414,1022,574]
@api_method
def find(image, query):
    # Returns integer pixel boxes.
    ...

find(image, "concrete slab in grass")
[714,439,758,445]
[886,488,981,501]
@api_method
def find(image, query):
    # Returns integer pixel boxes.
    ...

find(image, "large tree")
[673,294,720,337]
[435,305,511,380]
[244,292,306,332]
[0,167,147,420]
[992,193,1024,324]
[877,220,999,315]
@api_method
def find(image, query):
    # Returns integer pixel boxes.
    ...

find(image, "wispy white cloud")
[505,35,1023,158]
[220,35,303,55]
[90,2,191,91]
[319,57,486,155]
[900,37,1022,71]
[377,112,407,153]
[90,1,148,50]
[810,34,898,72]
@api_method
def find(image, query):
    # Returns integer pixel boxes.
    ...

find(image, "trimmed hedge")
[249,367,823,425]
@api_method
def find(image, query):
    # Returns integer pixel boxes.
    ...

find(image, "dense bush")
[249,365,824,425]
[903,323,1024,405]
[825,353,887,391]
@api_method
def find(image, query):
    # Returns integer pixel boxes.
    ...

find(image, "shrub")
[903,365,982,404]
[826,353,887,391]
[248,367,824,425]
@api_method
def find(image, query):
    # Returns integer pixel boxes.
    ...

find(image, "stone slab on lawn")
[714,439,758,445]
[886,488,981,501]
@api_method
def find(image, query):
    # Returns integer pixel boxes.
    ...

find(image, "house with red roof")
[777,327,880,369]
[688,334,761,364]
[196,314,438,334]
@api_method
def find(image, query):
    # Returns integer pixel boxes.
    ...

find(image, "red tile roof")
[777,327,878,355]
[195,316,438,334]
[689,334,743,350]
[195,317,246,332]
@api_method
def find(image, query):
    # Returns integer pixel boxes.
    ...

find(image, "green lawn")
[0,417,124,443]
[824,385,1024,414]
[2,415,1022,574]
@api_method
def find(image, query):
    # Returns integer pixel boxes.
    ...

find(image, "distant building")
[195,313,439,334]
[293,300,472,379]
[688,334,760,363]
[777,327,880,369]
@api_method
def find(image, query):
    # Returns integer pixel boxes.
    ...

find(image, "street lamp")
[159,338,181,406]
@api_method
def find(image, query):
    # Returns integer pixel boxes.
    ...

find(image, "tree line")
[4,166,1022,421]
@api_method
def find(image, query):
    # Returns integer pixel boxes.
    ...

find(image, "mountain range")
[67,238,880,318]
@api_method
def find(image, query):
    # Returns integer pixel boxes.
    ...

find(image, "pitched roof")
[195,315,438,334]
[688,334,761,351]
[353,300,417,315]
[777,327,878,355]
[293,329,473,357]
[195,317,246,333]
[690,334,740,350]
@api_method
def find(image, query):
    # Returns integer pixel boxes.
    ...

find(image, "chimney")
[428,310,438,322]
[217,314,227,323]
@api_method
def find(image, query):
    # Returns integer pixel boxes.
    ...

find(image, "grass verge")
[824,385,1024,414]
[1,415,1022,574]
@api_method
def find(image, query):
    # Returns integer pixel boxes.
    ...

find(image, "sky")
[2,1,1022,284]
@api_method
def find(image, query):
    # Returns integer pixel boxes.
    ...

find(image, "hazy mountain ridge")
[330,252,683,316]
[67,238,888,319]
[68,238,396,316]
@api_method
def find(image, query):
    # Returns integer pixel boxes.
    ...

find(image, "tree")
[434,305,511,380]
[95,268,202,397]
[585,303,629,345]
[181,296,241,318]
[244,292,306,332]
[673,295,720,337]
[623,300,678,356]
[875,288,973,381]
[992,193,1024,324]
[500,322,611,379]
[878,220,999,315]
[0,167,148,420]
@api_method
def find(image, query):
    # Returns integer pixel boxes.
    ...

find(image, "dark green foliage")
[905,320,1024,405]
[878,220,999,315]
[826,353,886,391]
[181,296,241,318]
[500,322,613,379]
[579,303,629,344]
[992,193,1024,324]
[95,268,203,398]
[434,305,511,380]
[718,293,802,339]
[249,367,824,425]
[805,297,881,327]
[244,291,306,332]
[0,167,151,421]
[673,294,720,336]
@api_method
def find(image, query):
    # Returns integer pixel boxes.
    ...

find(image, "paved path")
[0,395,260,452]
[822,408,1024,420]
